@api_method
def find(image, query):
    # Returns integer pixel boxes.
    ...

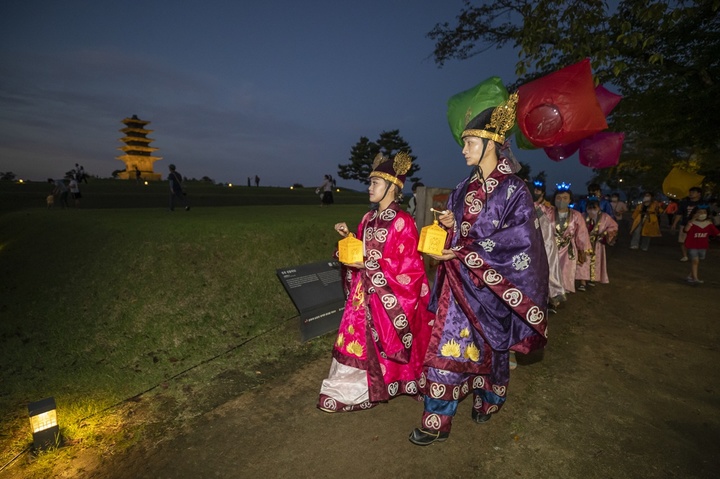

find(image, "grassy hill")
[0,183,374,476]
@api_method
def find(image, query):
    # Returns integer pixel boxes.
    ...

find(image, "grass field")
[0,181,371,476]
[0,178,367,212]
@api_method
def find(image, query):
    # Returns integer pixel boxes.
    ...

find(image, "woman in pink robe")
[318,153,433,412]
[552,188,591,293]
[577,198,618,288]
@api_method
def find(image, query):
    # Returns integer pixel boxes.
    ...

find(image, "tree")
[428,0,720,194]
[0,171,16,181]
[337,130,421,185]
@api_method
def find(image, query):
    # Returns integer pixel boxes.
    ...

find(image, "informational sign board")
[276,261,346,341]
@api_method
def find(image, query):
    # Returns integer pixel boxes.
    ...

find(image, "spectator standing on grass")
[68,177,82,208]
[576,197,618,290]
[135,166,142,184]
[255,175,260,187]
[168,164,190,211]
[683,205,719,284]
[318,174,334,206]
[408,95,548,446]
[672,186,703,262]
[630,192,663,251]
[317,152,432,413]
[48,178,69,208]
[74,163,88,183]
[247,176,251,187]
[553,184,591,293]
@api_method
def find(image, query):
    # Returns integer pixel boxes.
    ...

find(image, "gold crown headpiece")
[369,151,412,189]
[462,91,519,144]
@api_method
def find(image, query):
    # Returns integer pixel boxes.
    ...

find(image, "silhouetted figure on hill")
[48,178,69,208]
[168,164,190,211]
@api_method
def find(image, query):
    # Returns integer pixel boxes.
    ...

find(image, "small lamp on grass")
[28,397,60,450]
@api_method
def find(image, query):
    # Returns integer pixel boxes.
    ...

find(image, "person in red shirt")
[683,205,720,284]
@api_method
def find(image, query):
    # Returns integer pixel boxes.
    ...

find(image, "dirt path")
[15,231,720,478]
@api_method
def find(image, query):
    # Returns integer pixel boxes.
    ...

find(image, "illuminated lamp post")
[28,397,60,450]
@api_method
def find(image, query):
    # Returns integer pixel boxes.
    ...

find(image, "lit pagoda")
[116,114,162,180]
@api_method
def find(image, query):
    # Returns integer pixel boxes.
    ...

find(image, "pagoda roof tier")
[117,151,154,157]
[122,117,150,125]
[119,136,154,144]
[120,127,154,134]
[117,145,159,153]
[116,154,163,161]
[122,123,151,131]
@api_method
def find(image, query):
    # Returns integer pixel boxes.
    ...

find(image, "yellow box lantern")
[418,220,448,256]
[338,233,363,264]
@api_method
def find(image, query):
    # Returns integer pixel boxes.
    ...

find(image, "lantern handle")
[430,208,449,224]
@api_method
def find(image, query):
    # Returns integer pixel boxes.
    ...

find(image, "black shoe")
[471,409,492,424]
[408,428,449,446]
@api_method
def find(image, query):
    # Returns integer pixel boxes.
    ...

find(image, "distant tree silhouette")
[338,130,421,185]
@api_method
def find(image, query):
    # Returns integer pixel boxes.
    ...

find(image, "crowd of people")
[314,93,719,447]
[46,163,88,208]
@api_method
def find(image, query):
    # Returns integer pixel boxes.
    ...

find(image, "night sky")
[1,0,596,192]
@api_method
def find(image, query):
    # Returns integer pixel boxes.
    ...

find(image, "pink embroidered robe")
[318,203,433,412]
[576,212,618,283]
[554,209,591,293]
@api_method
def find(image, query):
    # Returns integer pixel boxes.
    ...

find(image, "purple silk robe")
[420,159,548,420]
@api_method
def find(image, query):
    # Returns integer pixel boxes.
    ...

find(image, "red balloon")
[544,141,580,162]
[525,104,563,141]
[517,59,608,147]
[594,84,622,117]
[579,132,625,169]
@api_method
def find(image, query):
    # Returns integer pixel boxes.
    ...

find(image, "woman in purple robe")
[409,93,549,446]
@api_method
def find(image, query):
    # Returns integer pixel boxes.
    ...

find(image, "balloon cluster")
[446,59,624,170]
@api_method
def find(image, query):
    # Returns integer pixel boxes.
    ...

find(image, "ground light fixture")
[28,397,60,450]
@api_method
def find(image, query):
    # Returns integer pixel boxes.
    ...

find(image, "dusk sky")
[1,0,598,192]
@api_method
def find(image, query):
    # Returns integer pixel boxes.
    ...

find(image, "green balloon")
[512,124,538,150]
[447,77,508,147]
